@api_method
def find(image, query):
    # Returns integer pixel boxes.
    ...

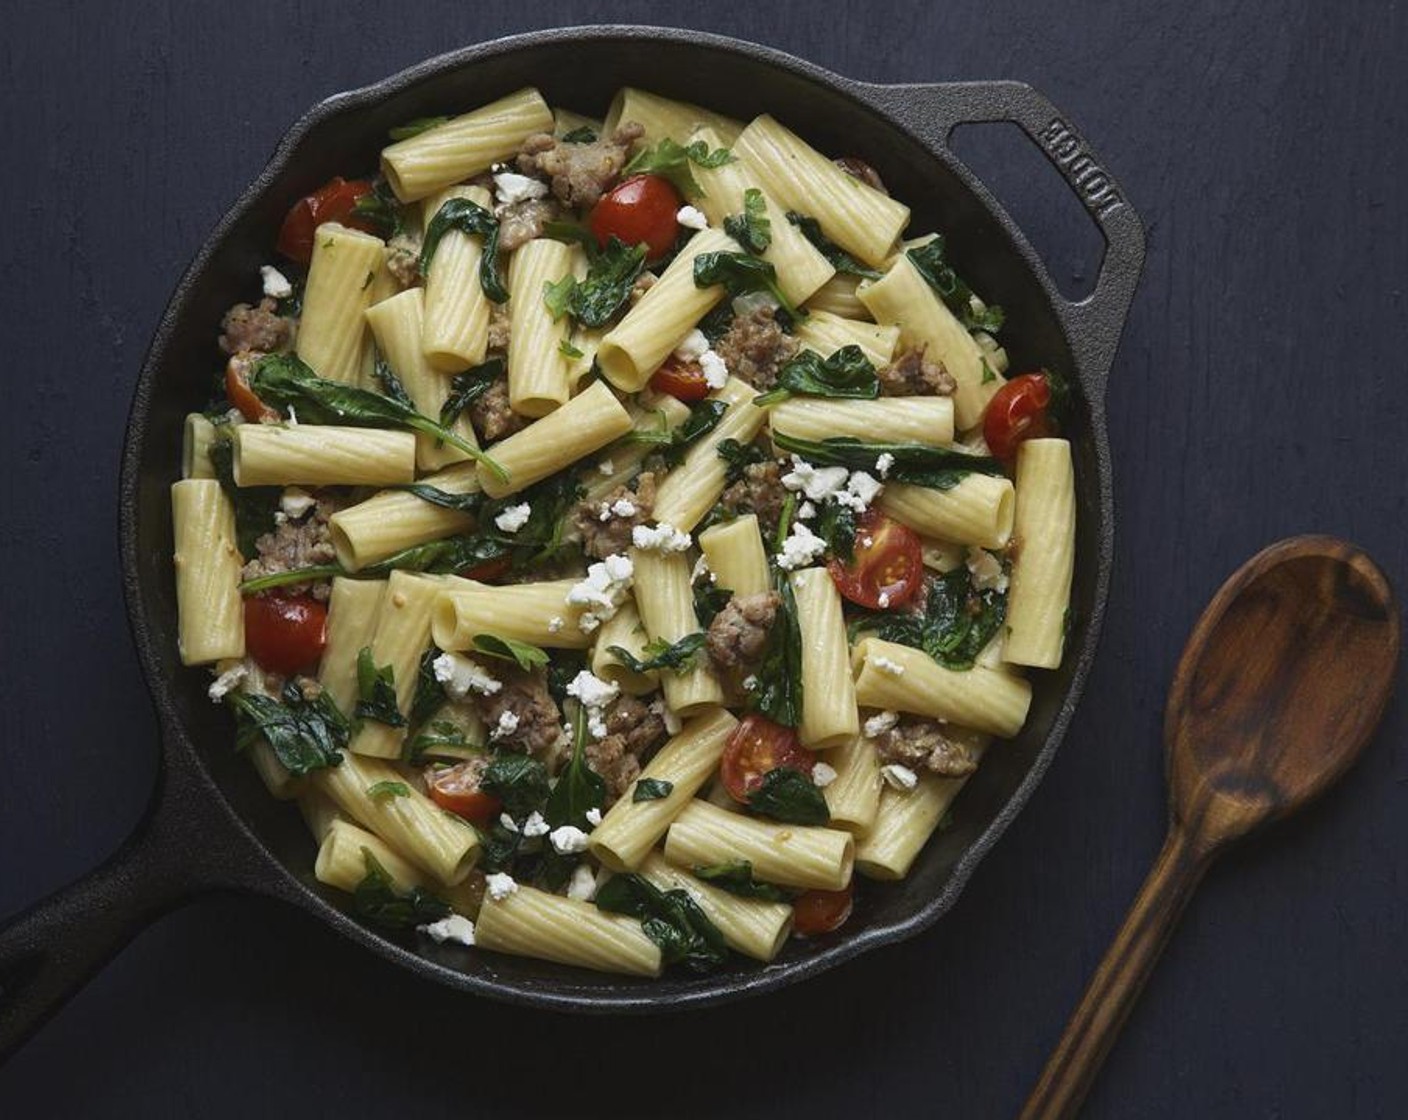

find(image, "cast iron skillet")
[0,26,1144,1058]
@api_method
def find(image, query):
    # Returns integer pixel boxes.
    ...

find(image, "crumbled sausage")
[474,670,564,758]
[497,197,562,253]
[706,591,781,673]
[711,308,800,391]
[467,374,526,442]
[878,344,956,397]
[585,693,668,804]
[516,121,645,210]
[487,304,511,352]
[718,459,787,533]
[239,494,342,600]
[572,472,656,560]
[385,232,422,289]
[219,297,294,356]
[875,717,979,777]
[834,156,889,195]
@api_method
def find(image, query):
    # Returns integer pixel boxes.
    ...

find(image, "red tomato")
[721,715,814,803]
[460,556,512,582]
[827,509,924,610]
[224,356,278,423]
[588,174,682,261]
[276,177,378,264]
[983,372,1054,462]
[793,883,855,937]
[649,356,710,402]
[425,760,502,825]
[244,595,328,675]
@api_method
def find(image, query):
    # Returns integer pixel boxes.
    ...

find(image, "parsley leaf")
[560,125,598,143]
[595,873,728,972]
[470,634,550,672]
[355,647,405,728]
[409,646,447,727]
[622,137,735,199]
[226,679,348,776]
[367,780,410,799]
[813,500,858,564]
[693,581,732,627]
[715,437,769,485]
[405,719,471,765]
[544,236,647,328]
[421,196,508,303]
[752,345,879,407]
[692,859,792,902]
[723,188,771,254]
[372,353,415,410]
[481,753,550,820]
[608,633,707,675]
[786,212,882,280]
[633,778,675,802]
[349,179,408,240]
[747,767,830,825]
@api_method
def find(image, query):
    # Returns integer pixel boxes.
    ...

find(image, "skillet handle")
[0,751,280,1063]
[854,79,1146,391]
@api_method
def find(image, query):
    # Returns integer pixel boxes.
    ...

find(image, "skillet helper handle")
[865,79,1146,389]
[1019,825,1214,1120]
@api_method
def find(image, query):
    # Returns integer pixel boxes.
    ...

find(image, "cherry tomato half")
[589,174,682,261]
[649,355,711,402]
[827,509,924,610]
[244,595,328,676]
[460,555,512,582]
[983,372,1054,462]
[276,177,378,265]
[425,760,502,825]
[793,883,855,937]
[225,356,278,423]
[721,715,814,803]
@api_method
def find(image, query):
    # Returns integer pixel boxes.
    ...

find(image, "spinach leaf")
[752,573,804,727]
[481,753,550,819]
[849,566,1007,671]
[545,650,588,707]
[440,357,504,429]
[250,353,507,482]
[560,125,598,143]
[367,780,410,799]
[355,647,405,728]
[349,179,409,240]
[470,633,550,672]
[545,236,647,328]
[696,301,735,343]
[392,483,484,515]
[813,500,858,564]
[544,706,606,829]
[693,860,792,902]
[608,633,706,675]
[361,534,510,578]
[372,353,415,410]
[786,211,882,280]
[622,137,735,199]
[906,237,1005,333]
[420,196,508,303]
[405,719,470,765]
[715,437,769,485]
[723,187,771,254]
[633,778,675,803]
[239,564,345,595]
[208,438,280,559]
[352,849,451,928]
[693,581,733,627]
[752,345,879,407]
[595,873,728,972]
[693,252,804,321]
[227,679,349,776]
[389,116,450,141]
[623,398,728,466]
[771,431,1004,490]
[747,766,830,825]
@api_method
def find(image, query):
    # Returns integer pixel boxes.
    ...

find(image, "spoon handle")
[1021,824,1213,1119]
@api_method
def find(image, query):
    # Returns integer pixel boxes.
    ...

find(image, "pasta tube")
[421,185,494,370]
[629,549,724,716]
[604,87,743,146]
[639,852,792,962]
[315,818,480,916]
[297,222,386,385]
[232,424,416,488]
[475,884,662,977]
[852,638,1031,738]
[822,735,882,837]
[507,238,574,416]
[182,413,217,479]
[664,800,854,891]
[769,396,954,448]
[698,514,770,597]
[1004,438,1076,669]
[317,577,387,714]
[433,578,592,652]
[790,567,860,750]
[793,309,900,368]
[650,377,766,532]
[879,475,1015,550]
[171,479,244,665]
[328,461,480,572]
[590,598,658,695]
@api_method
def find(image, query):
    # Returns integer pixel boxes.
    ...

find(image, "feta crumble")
[279,487,316,520]
[260,265,293,299]
[598,458,615,475]
[863,709,900,738]
[610,497,637,518]
[566,863,598,901]
[838,470,883,513]
[652,697,683,735]
[877,592,891,608]
[673,328,710,363]
[777,521,827,570]
[812,762,838,788]
[494,502,532,533]
[871,654,906,677]
[432,652,501,700]
[699,349,729,389]
[966,547,1010,593]
[521,811,549,838]
[566,553,635,631]
[493,170,550,206]
[566,669,620,710]
[499,813,519,833]
[548,615,565,634]
[797,500,817,520]
[881,763,919,791]
[781,456,851,503]
[874,453,895,478]
[207,663,247,703]
[549,824,591,854]
[631,521,692,552]
[585,807,603,827]
[418,913,476,946]
[485,872,519,901]
[676,204,710,230]
[490,709,521,740]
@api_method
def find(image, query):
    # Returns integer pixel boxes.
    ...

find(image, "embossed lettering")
[1037,117,1124,218]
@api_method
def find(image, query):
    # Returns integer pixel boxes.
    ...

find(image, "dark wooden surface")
[1,1,1404,1116]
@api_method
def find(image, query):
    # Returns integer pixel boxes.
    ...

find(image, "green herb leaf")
[622,137,735,199]
[849,565,1007,671]
[389,116,450,141]
[250,353,507,482]
[633,778,675,802]
[227,679,348,776]
[786,212,882,280]
[360,535,510,579]
[355,647,405,728]
[559,338,584,359]
[349,179,408,240]
[208,439,280,559]
[481,753,550,819]
[715,437,769,485]
[980,356,997,384]
[692,859,792,902]
[409,646,446,727]
[696,301,735,343]
[814,500,858,564]
[440,357,504,429]
[723,188,771,254]
[608,632,707,675]
[753,345,879,407]
[595,873,728,972]
[421,196,508,303]
[373,352,415,410]
[967,304,1006,333]
[752,574,804,727]
[367,780,410,799]
[239,563,346,595]
[544,706,606,829]
[405,719,470,765]
[352,849,451,928]
[693,251,804,321]
[470,634,550,672]
[693,581,733,627]
[560,125,598,143]
[624,398,728,467]
[771,431,1004,491]
[393,483,484,514]
[906,237,1005,334]
[747,766,830,825]
[547,237,648,328]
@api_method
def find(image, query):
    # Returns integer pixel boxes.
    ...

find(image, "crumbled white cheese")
[286,404,299,426]
[521,811,549,838]
[598,458,615,475]
[691,554,712,582]
[812,762,838,788]
[566,863,598,901]
[863,709,900,738]
[732,291,779,317]
[207,663,247,703]
[493,170,550,206]
[499,813,519,833]
[777,521,827,570]
[676,204,710,230]
[836,470,883,513]
[782,456,851,503]
[872,654,906,677]
[548,615,565,634]
[566,553,635,631]
[432,652,501,700]
[673,328,710,363]
[485,872,519,901]
[631,521,692,553]
[740,675,759,692]
[418,913,476,946]
[494,502,532,533]
[260,265,293,299]
[610,497,637,519]
[549,825,591,854]
[797,500,817,520]
[699,349,729,389]
[490,709,521,740]
[874,453,895,478]
[585,807,603,827]
[566,669,620,710]
[652,697,683,735]
[881,763,919,791]
[279,486,316,520]
[966,547,1010,593]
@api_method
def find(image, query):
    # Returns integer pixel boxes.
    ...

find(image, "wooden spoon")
[1022,535,1400,1120]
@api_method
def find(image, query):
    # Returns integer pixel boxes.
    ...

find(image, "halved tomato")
[425,759,501,825]
[244,594,327,675]
[225,355,279,423]
[589,173,682,261]
[983,372,1054,462]
[793,883,855,936]
[649,355,711,402]
[276,177,379,265]
[827,509,924,610]
[721,715,813,803]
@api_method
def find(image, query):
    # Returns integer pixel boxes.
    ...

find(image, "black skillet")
[0,26,1144,1058]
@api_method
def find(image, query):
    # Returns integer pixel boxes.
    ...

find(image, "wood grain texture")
[0,1,1405,1117]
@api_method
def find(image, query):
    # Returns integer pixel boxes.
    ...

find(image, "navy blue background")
[2,2,1405,1116]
